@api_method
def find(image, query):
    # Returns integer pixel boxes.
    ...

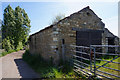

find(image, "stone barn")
[29,6,119,63]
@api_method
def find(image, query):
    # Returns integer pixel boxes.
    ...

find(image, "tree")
[2,5,15,39]
[2,5,31,50]
[2,37,14,51]
[51,14,65,24]
[14,6,31,48]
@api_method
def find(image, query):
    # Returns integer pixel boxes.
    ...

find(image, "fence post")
[93,47,96,77]
[90,46,92,74]
[81,47,82,66]
[62,39,65,62]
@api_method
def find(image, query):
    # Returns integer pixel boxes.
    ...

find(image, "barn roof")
[30,25,53,37]
[104,28,118,38]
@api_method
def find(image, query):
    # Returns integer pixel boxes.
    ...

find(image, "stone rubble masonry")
[29,6,119,64]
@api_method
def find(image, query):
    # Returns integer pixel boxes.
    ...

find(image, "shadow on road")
[14,58,40,79]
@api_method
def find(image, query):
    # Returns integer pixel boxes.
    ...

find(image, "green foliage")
[22,50,82,78]
[2,5,31,50]
[2,37,14,51]
[16,42,23,51]
[53,68,62,78]
[0,49,16,57]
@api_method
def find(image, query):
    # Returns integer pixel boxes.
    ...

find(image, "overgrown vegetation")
[0,49,18,57]
[22,50,85,79]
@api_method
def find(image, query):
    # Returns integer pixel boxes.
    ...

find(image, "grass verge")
[0,49,18,57]
[22,50,86,79]
[95,57,120,79]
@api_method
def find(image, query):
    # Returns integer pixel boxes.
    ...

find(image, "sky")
[0,1,119,36]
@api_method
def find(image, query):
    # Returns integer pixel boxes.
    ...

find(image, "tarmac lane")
[0,50,40,79]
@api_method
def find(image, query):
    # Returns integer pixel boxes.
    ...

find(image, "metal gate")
[70,45,120,79]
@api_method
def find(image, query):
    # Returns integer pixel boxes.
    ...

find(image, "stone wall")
[53,7,105,60]
[29,26,59,63]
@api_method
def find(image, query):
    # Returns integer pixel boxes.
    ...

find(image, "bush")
[16,42,23,51]
[2,37,14,51]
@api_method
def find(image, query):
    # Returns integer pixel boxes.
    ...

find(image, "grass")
[0,49,18,57]
[95,57,120,79]
[82,56,120,79]
[23,50,120,79]
[22,50,86,79]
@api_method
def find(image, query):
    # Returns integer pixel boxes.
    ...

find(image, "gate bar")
[95,52,120,56]
[97,70,120,78]
[74,63,91,71]
[73,59,90,66]
[73,55,90,61]
[96,65,120,72]
[96,58,120,64]
[70,45,90,49]
[91,45,120,47]
[74,66,92,76]
[96,73,112,79]
[96,56,120,70]
[72,50,90,55]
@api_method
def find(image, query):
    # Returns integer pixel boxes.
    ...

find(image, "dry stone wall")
[54,7,105,60]
[29,27,59,63]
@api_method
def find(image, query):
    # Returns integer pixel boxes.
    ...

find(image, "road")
[0,50,40,79]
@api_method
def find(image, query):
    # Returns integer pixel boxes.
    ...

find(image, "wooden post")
[62,39,65,62]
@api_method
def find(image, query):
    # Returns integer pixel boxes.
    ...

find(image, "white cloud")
[103,16,118,36]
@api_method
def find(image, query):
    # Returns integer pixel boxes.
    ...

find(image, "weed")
[22,50,83,79]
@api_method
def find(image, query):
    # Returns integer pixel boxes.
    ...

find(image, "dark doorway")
[76,30,102,46]
[108,37,115,53]
[76,29,103,59]
[108,37,115,45]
